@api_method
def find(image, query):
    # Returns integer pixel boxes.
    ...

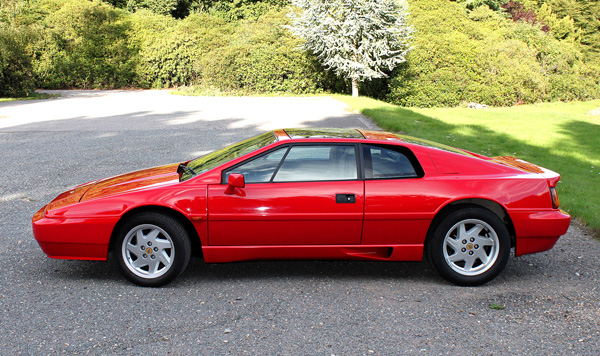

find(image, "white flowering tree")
[288,0,412,97]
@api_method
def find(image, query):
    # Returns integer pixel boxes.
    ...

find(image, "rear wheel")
[426,207,510,286]
[114,212,191,287]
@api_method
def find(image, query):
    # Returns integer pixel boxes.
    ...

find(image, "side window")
[273,145,358,182]
[225,147,287,183]
[364,144,418,179]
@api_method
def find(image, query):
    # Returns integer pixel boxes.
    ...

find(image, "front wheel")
[114,212,191,287]
[426,207,510,286]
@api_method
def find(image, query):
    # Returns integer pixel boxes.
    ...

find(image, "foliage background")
[1,0,599,106]
[0,0,36,97]
[388,0,600,107]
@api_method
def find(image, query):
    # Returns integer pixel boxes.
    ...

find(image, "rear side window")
[363,144,420,179]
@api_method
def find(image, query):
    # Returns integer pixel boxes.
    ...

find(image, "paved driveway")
[1,90,599,355]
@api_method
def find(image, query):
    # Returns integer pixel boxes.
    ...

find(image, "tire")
[426,207,510,286]
[114,212,191,287]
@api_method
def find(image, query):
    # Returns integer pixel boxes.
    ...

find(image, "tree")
[548,0,600,55]
[288,0,412,97]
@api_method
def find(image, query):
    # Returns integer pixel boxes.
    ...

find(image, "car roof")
[274,128,478,158]
[268,128,556,179]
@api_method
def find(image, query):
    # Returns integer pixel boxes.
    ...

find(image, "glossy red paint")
[81,163,180,202]
[32,206,115,259]
[510,209,571,255]
[226,173,245,189]
[32,128,570,281]
[208,181,364,245]
[363,179,446,246]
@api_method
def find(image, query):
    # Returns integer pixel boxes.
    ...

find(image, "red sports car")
[32,128,570,287]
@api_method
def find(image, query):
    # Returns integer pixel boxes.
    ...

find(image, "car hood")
[45,164,180,213]
[80,163,180,202]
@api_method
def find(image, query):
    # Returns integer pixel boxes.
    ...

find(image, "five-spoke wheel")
[114,212,191,287]
[427,207,510,286]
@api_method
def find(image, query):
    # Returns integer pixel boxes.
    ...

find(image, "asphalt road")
[1,90,598,355]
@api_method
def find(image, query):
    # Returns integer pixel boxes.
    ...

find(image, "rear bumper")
[511,209,571,256]
[32,206,115,261]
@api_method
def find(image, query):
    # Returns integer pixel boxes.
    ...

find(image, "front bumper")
[32,206,116,260]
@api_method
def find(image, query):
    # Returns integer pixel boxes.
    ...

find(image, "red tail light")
[550,187,560,209]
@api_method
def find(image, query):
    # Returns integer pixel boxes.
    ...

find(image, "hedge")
[387,1,600,107]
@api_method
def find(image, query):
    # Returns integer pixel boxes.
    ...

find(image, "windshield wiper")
[178,163,197,176]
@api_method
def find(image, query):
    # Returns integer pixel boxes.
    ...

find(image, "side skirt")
[201,244,424,263]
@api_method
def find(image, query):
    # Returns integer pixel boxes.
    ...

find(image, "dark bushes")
[25,0,324,94]
[0,27,35,97]
[131,8,324,93]
[33,0,138,89]
[2,0,599,106]
[387,1,600,107]
[0,2,36,97]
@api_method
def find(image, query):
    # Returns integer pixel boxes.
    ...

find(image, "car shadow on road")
[43,252,552,288]
[184,258,437,283]
[45,256,441,286]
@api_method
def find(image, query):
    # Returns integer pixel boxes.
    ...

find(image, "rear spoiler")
[492,156,561,187]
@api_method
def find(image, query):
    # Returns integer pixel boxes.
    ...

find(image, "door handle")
[336,194,356,204]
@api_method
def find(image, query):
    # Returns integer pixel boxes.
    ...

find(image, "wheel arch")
[426,199,516,249]
[108,205,202,258]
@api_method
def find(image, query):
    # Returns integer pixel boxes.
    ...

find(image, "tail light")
[549,187,560,209]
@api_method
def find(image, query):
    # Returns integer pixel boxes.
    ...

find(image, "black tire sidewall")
[427,207,510,286]
[114,212,191,287]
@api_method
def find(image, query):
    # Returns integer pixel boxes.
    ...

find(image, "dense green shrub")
[131,11,232,88]
[4,0,594,103]
[508,21,600,101]
[0,1,36,97]
[0,27,36,97]
[197,10,325,94]
[33,0,138,89]
[129,8,326,93]
[537,0,600,55]
[388,0,600,107]
[129,0,178,16]
[209,0,287,22]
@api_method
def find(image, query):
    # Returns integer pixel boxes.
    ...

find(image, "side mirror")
[227,173,245,188]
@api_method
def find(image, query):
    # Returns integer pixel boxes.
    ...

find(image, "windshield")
[181,132,277,181]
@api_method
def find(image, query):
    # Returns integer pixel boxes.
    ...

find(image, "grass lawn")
[336,95,600,233]
[0,92,59,102]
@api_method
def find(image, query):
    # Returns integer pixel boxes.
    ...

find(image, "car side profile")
[32,128,570,286]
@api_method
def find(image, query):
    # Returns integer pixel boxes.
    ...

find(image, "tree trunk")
[352,79,359,97]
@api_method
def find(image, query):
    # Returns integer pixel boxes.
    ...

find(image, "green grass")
[0,92,60,102]
[336,95,600,233]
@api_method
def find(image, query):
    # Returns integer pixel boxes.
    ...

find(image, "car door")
[207,144,364,246]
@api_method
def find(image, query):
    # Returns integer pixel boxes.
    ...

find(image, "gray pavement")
[0,90,599,355]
